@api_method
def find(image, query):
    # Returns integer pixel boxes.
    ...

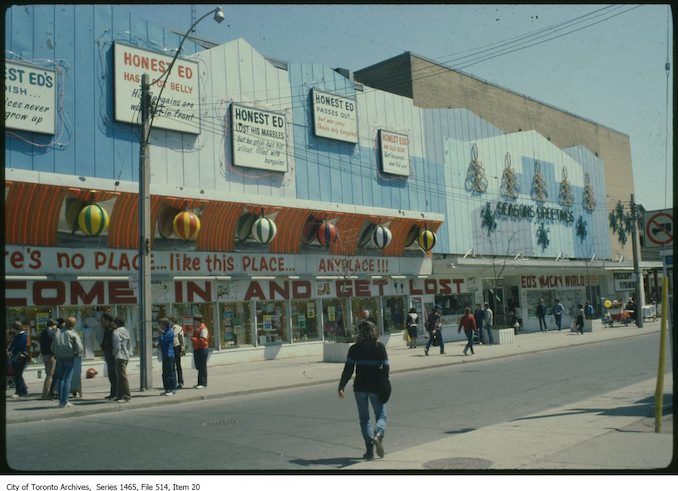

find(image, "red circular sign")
[645,212,673,246]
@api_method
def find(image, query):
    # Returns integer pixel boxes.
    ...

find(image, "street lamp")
[138,6,224,390]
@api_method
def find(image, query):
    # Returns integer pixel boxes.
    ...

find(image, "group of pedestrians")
[537,298,588,334]
[156,315,209,397]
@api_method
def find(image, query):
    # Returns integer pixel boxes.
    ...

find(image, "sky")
[126,4,673,212]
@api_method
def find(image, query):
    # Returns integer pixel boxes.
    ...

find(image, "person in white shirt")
[483,303,494,345]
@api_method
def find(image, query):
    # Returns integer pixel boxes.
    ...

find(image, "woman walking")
[406,307,419,348]
[338,320,389,460]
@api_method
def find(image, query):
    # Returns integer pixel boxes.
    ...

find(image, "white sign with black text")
[4,60,56,135]
[231,104,288,172]
[312,89,358,143]
[113,42,200,134]
[379,129,410,176]
[613,272,637,292]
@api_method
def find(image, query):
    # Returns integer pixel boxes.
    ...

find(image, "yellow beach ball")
[78,204,109,236]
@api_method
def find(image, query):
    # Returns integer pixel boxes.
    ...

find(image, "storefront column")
[286,299,293,344]
[317,298,325,341]
[250,300,258,347]
[377,296,385,335]
[214,302,221,352]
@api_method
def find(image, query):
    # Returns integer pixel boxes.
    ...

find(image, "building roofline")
[357,51,629,139]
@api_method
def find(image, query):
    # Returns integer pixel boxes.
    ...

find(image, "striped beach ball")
[251,217,277,244]
[318,222,338,247]
[372,225,392,249]
[173,211,201,240]
[78,204,109,236]
[417,228,436,251]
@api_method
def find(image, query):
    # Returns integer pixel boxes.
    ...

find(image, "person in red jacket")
[458,307,478,356]
[191,315,209,389]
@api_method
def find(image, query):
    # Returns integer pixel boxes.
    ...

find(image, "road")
[5,334,668,471]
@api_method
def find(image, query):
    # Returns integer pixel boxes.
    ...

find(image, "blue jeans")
[425,330,444,353]
[485,325,494,344]
[354,391,387,450]
[162,356,177,392]
[54,358,75,406]
[12,358,28,396]
[554,314,562,331]
[193,348,208,387]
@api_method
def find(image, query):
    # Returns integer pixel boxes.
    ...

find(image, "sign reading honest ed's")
[231,104,288,172]
[4,60,56,135]
[312,89,358,143]
[113,42,200,134]
[379,129,410,176]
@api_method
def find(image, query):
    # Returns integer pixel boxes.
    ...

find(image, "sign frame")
[230,103,289,172]
[379,129,410,177]
[311,88,358,143]
[4,60,57,135]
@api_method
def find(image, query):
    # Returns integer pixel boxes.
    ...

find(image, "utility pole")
[630,193,645,327]
[139,74,153,390]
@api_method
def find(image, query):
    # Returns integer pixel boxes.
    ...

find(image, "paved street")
[4,321,675,472]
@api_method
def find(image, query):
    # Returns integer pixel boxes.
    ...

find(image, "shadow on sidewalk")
[288,456,363,469]
[511,393,673,422]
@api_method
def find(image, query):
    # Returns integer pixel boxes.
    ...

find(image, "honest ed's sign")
[379,129,410,176]
[4,60,56,135]
[312,89,358,143]
[113,42,200,134]
[231,104,288,172]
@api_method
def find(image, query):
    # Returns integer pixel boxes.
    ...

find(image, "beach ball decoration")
[318,221,338,247]
[603,299,612,309]
[251,216,277,244]
[372,225,393,249]
[86,368,98,379]
[173,211,201,240]
[417,228,436,251]
[78,204,109,236]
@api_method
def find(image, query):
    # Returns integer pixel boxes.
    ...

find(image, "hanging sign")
[613,272,637,292]
[113,42,200,134]
[644,210,673,248]
[4,60,56,135]
[312,89,358,143]
[379,130,410,176]
[231,104,288,172]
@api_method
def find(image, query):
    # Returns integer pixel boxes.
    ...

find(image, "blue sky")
[126,4,673,212]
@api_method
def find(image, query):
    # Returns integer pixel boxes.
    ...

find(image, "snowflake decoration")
[583,172,597,211]
[536,222,550,251]
[608,200,633,247]
[480,202,497,238]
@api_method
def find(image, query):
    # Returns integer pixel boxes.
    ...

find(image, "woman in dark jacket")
[338,320,389,460]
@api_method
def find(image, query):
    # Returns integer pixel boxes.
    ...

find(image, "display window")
[256,300,288,345]
[383,296,406,333]
[58,306,108,359]
[172,303,215,350]
[5,306,56,363]
[291,300,320,342]
[322,298,349,342]
[352,297,381,332]
[434,293,475,317]
[525,291,556,318]
[219,302,253,348]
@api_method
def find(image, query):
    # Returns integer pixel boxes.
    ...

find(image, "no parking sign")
[644,210,673,248]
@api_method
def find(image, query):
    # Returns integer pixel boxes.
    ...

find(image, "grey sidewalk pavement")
[4,320,675,470]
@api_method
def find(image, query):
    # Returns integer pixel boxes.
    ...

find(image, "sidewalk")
[4,320,675,469]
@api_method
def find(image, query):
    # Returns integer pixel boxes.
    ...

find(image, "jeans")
[54,358,75,406]
[463,329,475,354]
[193,348,208,387]
[425,330,444,353]
[485,325,494,344]
[105,353,117,397]
[554,314,562,331]
[12,358,28,396]
[354,391,387,450]
[41,354,56,399]
[116,359,130,400]
[538,316,547,332]
[173,346,184,386]
[162,356,177,393]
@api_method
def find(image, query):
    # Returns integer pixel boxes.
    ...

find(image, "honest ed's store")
[6,245,468,362]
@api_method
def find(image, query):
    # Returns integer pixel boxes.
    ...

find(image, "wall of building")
[355,53,634,261]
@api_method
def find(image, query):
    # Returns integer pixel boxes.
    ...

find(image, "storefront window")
[434,293,475,316]
[291,300,320,342]
[383,296,406,333]
[525,291,556,318]
[219,302,253,348]
[172,303,215,350]
[352,298,380,333]
[256,301,288,345]
[5,306,56,363]
[322,299,350,342]
[59,306,107,359]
